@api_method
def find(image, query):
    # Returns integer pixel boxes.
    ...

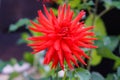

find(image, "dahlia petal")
[79,39,94,44]
[50,8,57,20]
[72,44,90,59]
[84,32,95,36]
[70,10,85,29]
[30,20,41,28]
[75,32,95,40]
[29,26,52,33]
[58,5,62,19]
[64,52,73,69]
[58,4,66,22]
[78,41,98,48]
[31,40,53,52]
[43,5,51,20]
[49,8,59,29]
[79,26,94,33]
[70,55,79,67]
[66,4,70,17]
[71,22,84,32]
[29,26,41,32]
[73,51,87,65]
[28,36,48,41]
[38,10,50,24]
[80,37,97,40]
[61,41,71,53]
[67,11,74,22]
[54,39,61,50]
[51,54,59,69]
[57,49,64,70]
[37,18,54,30]
[44,47,54,64]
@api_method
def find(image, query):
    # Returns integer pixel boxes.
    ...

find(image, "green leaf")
[112,1,120,9]
[106,74,117,80]
[9,72,19,80]
[52,8,58,15]
[103,0,113,9]
[56,0,63,4]
[91,72,105,80]
[69,0,81,8]
[103,36,119,51]
[9,58,17,66]
[17,32,30,44]
[97,46,120,61]
[9,18,30,32]
[114,60,120,69]
[23,52,34,65]
[103,0,120,9]
[85,15,107,36]
[9,24,18,32]
[75,68,91,80]
[90,49,102,66]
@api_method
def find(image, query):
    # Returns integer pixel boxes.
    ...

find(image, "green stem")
[62,70,66,80]
[98,7,114,17]
[33,53,38,72]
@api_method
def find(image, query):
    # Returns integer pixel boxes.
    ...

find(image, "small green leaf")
[75,68,91,80]
[10,58,17,66]
[113,60,120,69]
[23,52,34,65]
[91,72,105,80]
[9,72,19,80]
[9,24,18,32]
[90,49,102,66]
[17,32,30,44]
[56,0,63,4]
[9,18,30,32]
[52,8,58,15]
[69,0,81,8]
[103,36,119,51]
[106,74,116,80]
[112,1,120,9]
[85,15,107,36]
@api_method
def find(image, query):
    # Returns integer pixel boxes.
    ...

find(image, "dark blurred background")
[0,0,120,76]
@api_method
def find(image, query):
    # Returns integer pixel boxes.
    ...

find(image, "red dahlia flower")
[28,4,97,70]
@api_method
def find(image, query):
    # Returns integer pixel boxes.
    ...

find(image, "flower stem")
[62,70,66,80]
[33,53,38,72]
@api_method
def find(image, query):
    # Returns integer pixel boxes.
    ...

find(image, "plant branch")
[98,7,114,17]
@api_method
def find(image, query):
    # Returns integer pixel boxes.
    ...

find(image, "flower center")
[59,27,69,37]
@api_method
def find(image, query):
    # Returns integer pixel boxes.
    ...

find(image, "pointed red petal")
[73,51,87,65]
[61,41,71,53]
[57,49,64,70]
[44,47,55,64]
[70,10,85,29]
[54,39,61,51]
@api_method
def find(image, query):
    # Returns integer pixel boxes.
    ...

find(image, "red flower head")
[28,4,97,70]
